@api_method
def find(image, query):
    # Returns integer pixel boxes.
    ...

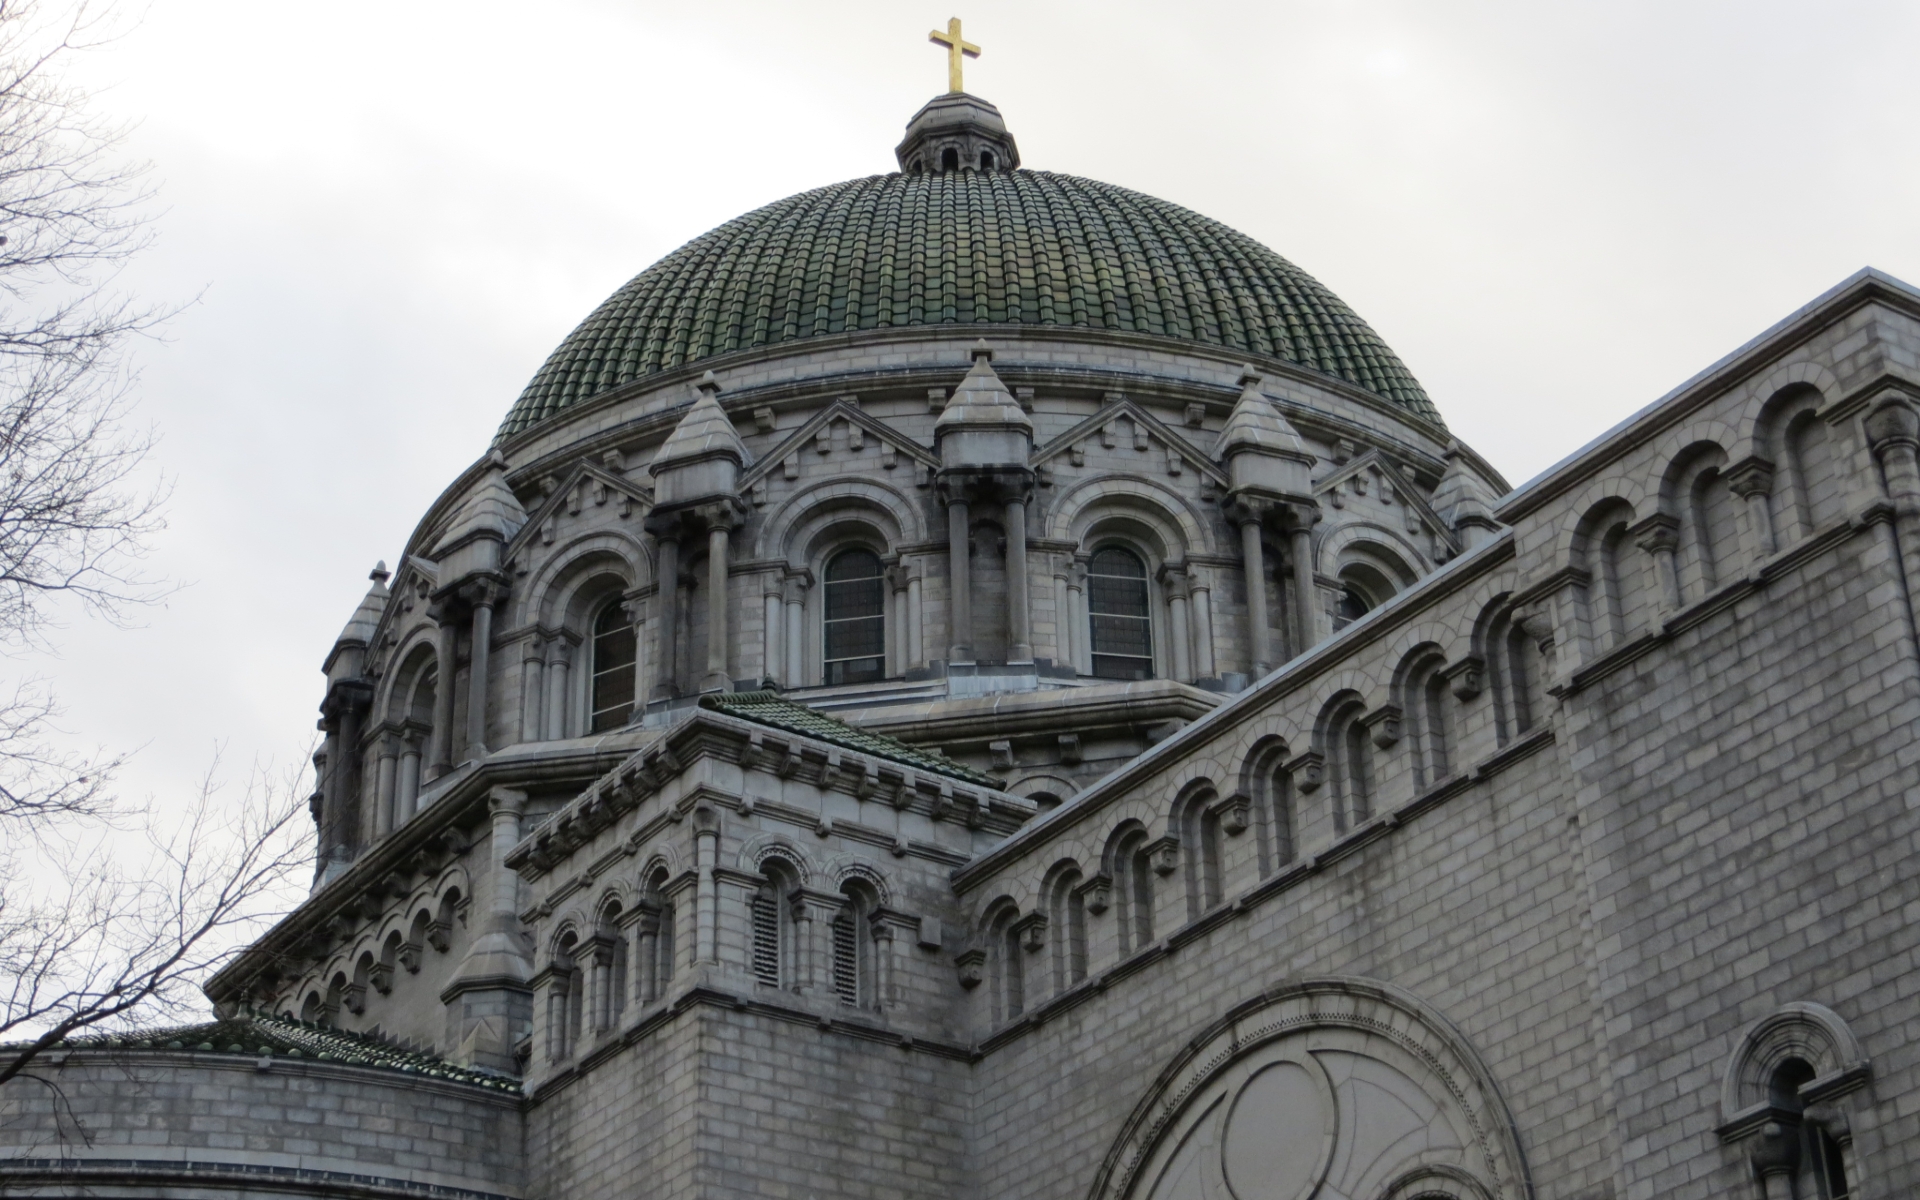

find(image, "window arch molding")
[1046,475,1214,557]
[1314,689,1374,833]
[1721,1001,1869,1124]
[1092,978,1528,1200]
[522,549,643,740]
[1328,536,1420,631]
[753,479,923,562]
[1391,643,1455,792]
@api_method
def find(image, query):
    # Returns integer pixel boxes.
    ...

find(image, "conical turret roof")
[934,342,1031,435]
[650,372,750,475]
[436,455,527,554]
[1218,368,1313,463]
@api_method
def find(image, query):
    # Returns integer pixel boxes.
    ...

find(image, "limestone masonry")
[4,91,1916,1200]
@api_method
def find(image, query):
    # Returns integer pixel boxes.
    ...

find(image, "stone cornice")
[1496,267,1920,523]
[203,738,650,1007]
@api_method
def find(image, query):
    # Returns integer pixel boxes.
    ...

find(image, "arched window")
[941,147,959,171]
[1766,1058,1852,1199]
[1088,547,1153,680]
[980,150,995,169]
[589,602,636,732]
[1336,585,1371,628]
[823,549,886,686]
[590,904,627,1034]
[638,867,674,1005]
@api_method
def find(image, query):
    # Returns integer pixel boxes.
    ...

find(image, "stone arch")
[823,854,893,909]
[1040,856,1090,996]
[379,634,441,727]
[755,477,925,562]
[519,531,650,630]
[1012,771,1077,811]
[1047,474,1213,556]
[1570,497,1643,652]
[1102,818,1157,956]
[1721,1001,1868,1122]
[1169,777,1224,920]
[976,893,1026,1025]
[1659,441,1736,600]
[737,834,816,885]
[1237,734,1294,876]
[1093,978,1529,1200]
[1734,360,1841,462]
[1314,689,1372,833]
[1392,642,1454,791]
[1317,520,1430,584]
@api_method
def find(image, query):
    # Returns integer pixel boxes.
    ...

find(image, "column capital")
[1723,456,1776,499]
[1629,512,1681,554]
[488,786,527,817]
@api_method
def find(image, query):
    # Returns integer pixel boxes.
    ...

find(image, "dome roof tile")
[499,171,1437,440]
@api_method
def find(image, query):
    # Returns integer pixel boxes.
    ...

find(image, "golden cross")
[928,17,980,94]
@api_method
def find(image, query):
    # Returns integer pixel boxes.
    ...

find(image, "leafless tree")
[0,0,309,1088]
[0,757,313,1089]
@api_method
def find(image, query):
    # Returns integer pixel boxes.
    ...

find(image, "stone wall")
[0,1051,522,1199]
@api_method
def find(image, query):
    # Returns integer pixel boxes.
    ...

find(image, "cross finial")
[928,17,980,95]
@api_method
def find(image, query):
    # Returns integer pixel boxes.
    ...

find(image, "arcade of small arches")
[955,374,1868,1036]
[533,846,900,1070]
[278,872,471,1029]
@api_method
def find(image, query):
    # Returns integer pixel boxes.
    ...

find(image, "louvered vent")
[750,893,781,987]
[831,910,859,1006]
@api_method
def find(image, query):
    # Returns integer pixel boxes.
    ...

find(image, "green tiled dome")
[498,172,1437,440]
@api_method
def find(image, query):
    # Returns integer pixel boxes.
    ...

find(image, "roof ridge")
[698,691,998,787]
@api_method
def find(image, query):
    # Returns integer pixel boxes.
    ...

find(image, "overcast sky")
[26,0,1920,815]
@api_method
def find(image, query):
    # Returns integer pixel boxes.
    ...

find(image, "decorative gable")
[504,460,654,570]
[738,398,941,507]
[1033,398,1231,492]
[1314,449,1460,559]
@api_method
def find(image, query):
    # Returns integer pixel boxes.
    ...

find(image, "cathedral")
[4,43,1919,1200]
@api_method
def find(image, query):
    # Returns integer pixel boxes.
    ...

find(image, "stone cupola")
[896,93,1021,174]
[1430,441,1502,549]
[434,452,526,584]
[1218,367,1316,501]
[935,340,1032,471]
[323,562,391,682]
[648,371,750,509]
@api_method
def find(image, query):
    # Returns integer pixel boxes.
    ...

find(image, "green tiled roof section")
[40,1015,521,1091]
[498,172,1438,440]
[699,690,1000,788]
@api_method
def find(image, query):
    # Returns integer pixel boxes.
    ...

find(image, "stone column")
[763,582,784,686]
[1865,397,1920,627]
[372,736,398,839]
[906,568,925,670]
[651,535,680,703]
[1240,520,1271,674]
[544,641,572,740]
[783,574,807,687]
[693,806,719,966]
[446,785,533,1074]
[397,734,422,820]
[885,561,910,677]
[333,697,366,855]
[634,907,660,1006]
[1068,557,1091,675]
[1190,570,1216,681]
[427,605,458,778]
[1162,564,1192,682]
[1006,493,1032,662]
[625,597,648,715]
[947,495,972,662]
[520,641,545,744]
[1288,525,1317,654]
[703,524,731,693]
[465,586,497,760]
[1053,568,1074,670]
[1725,459,1778,566]
[1632,515,1682,617]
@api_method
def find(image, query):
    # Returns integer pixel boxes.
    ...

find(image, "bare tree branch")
[0,755,315,1087]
